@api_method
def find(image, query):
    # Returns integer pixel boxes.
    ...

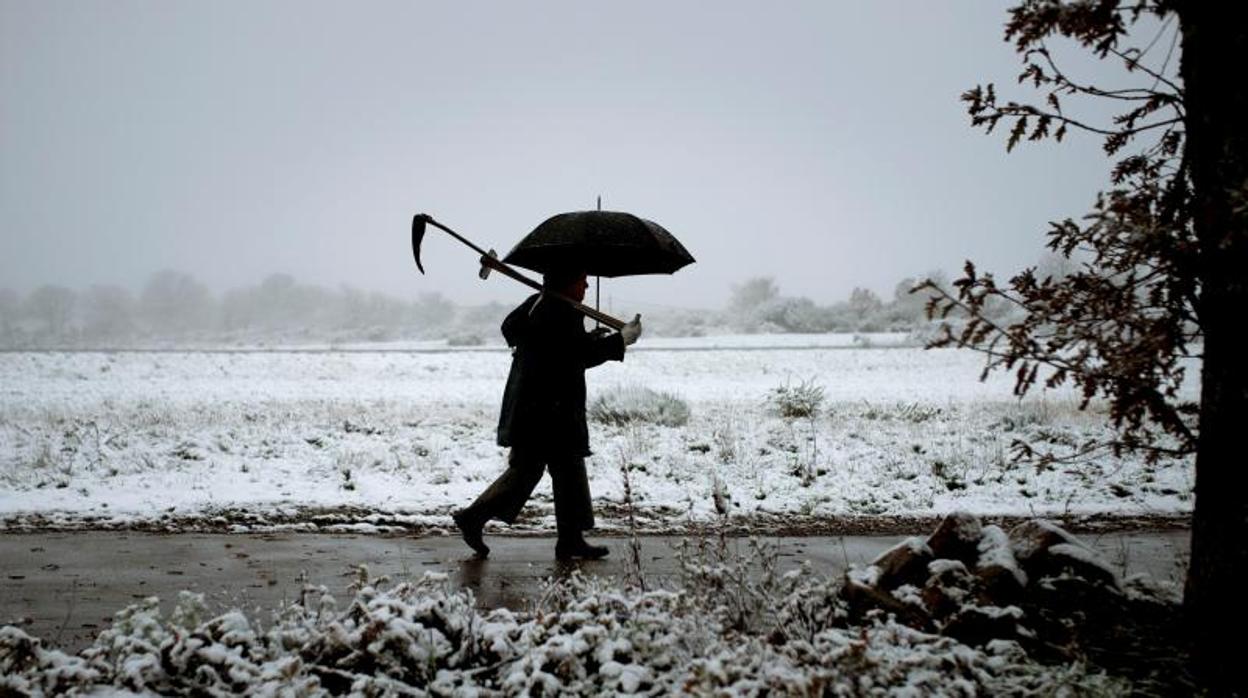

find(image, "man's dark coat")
[496,293,625,456]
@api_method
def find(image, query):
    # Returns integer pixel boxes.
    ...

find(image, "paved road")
[0,530,1190,653]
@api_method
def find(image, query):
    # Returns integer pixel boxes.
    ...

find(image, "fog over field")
[1,266,1052,349]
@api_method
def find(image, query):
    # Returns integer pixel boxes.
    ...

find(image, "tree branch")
[1032,46,1181,104]
[1108,46,1184,94]
[988,102,1181,139]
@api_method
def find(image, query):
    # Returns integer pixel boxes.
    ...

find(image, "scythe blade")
[411,214,428,274]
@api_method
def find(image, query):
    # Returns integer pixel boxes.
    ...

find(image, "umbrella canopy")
[503,210,695,278]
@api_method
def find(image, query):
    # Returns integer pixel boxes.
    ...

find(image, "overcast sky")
[2,1,1160,310]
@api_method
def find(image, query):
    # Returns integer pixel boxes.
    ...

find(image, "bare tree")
[846,287,883,330]
[917,1,1244,688]
[0,288,19,345]
[407,292,455,334]
[729,277,780,313]
[82,284,136,344]
[140,270,214,337]
[24,285,77,342]
[887,274,946,327]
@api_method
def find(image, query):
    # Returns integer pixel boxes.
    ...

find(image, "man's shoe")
[555,539,609,560]
[453,511,489,558]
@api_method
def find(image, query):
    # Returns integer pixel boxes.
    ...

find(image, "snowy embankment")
[0,337,1196,532]
[3,517,1160,696]
[0,578,1130,696]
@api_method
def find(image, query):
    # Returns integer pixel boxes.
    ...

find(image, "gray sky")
[2,1,1148,310]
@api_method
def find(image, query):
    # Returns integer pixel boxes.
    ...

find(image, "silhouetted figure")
[454,269,641,559]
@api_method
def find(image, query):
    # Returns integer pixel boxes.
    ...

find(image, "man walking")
[453,268,642,559]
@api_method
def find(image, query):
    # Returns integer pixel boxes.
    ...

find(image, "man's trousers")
[459,448,594,534]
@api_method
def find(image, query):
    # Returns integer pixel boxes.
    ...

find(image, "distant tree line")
[0,268,1025,348]
[0,271,457,348]
[722,276,944,334]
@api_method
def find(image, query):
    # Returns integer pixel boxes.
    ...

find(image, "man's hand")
[621,314,642,346]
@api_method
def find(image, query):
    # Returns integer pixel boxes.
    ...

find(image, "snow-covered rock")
[842,513,1130,652]
[870,535,934,590]
[926,510,984,563]
[942,604,1027,647]
[922,558,976,619]
[976,524,1028,602]
[1008,519,1121,591]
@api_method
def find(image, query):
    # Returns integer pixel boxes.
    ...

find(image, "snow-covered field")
[0,336,1196,532]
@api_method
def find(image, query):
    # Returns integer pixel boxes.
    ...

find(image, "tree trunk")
[1179,3,1248,693]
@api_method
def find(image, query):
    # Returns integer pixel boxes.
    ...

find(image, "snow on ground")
[0,338,1196,531]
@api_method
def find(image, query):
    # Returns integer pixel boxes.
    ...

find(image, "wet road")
[0,530,1190,652]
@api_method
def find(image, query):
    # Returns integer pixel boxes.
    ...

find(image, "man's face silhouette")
[560,273,589,303]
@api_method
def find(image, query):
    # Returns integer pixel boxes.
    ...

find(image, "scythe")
[411,213,626,331]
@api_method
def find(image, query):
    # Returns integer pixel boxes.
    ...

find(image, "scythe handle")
[415,214,627,332]
[422,215,490,258]
[477,254,627,331]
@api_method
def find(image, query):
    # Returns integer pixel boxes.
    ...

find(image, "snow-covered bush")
[0,565,1130,696]
[766,377,825,419]
[445,332,485,347]
[674,534,813,636]
[589,385,690,427]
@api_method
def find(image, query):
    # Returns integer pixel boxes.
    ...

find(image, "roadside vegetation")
[0,514,1188,696]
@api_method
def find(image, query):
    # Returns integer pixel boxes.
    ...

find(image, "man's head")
[543,268,589,302]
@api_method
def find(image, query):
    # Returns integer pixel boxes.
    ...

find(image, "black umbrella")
[503,210,695,278]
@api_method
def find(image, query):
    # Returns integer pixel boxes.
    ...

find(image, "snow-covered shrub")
[0,564,1132,696]
[675,535,812,636]
[765,377,825,419]
[445,332,484,347]
[896,401,943,423]
[639,308,720,337]
[906,319,951,347]
[589,385,690,427]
